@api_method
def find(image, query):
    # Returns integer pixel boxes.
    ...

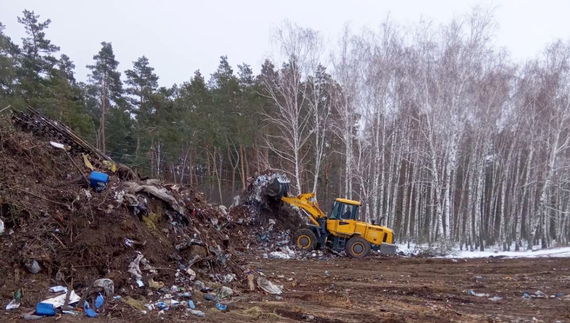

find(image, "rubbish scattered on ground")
[216,303,228,311]
[219,286,233,299]
[41,290,80,308]
[36,302,56,316]
[95,293,104,309]
[93,278,114,296]
[188,309,206,317]
[188,300,196,309]
[489,296,502,302]
[49,286,67,293]
[83,302,97,318]
[25,259,41,274]
[89,171,109,192]
[6,299,20,310]
[257,277,283,295]
[0,218,4,235]
[246,273,255,291]
[467,290,489,297]
[204,293,217,302]
[23,313,44,320]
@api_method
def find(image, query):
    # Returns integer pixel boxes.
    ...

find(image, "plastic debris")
[25,259,41,274]
[489,296,502,302]
[523,292,530,299]
[23,314,44,320]
[157,302,169,310]
[467,290,489,297]
[148,278,164,289]
[187,300,196,309]
[216,303,227,311]
[84,302,97,318]
[62,310,80,315]
[204,293,217,302]
[124,238,134,248]
[185,267,196,280]
[49,141,65,149]
[0,218,4,235]
[188,309,206,317]
[41,290,80,308]
[95,293,104,309]
[193,280,207,292]
[219,286,233,299]
[93,278,115,297]
[128,253,144,282]
[49,286,67,293]
[36,302,56,316]
[113,296,121,301]
[6,299,20,310]
[247,274,255,291]
[257,277,283,295]
[535,290,546,298]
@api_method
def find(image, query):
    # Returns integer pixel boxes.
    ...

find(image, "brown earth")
[4,256,569,322]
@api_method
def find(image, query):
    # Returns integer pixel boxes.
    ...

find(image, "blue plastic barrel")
[89,171,109,191]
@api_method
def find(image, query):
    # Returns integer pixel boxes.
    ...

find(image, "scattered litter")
[204,293,217,302]
[41,290,80,308]
[247,274,255,291]
[84,302,97,318]
[0,218,4,235]
[25,259,41,274]
[95,293,104,309]
[216,303,228,311]
[187,300,196,309]
[93,278,115,296]
[89,171,109,192]
[467,290,489,297]
[49,141,65,149]
[23,313,44,320]
[489,296,502,302]
[185,268,196,280]
[36,302,56,316]
[62,310,80,315]
[49,286,67,293]
[149,278,164,289]
[128,253,144,282]
[124,238,135,248]
[188,309,206,317]
[6,299,20,310]
[535,290,546,298]
[257,277,283,295]
[219,286,233,299]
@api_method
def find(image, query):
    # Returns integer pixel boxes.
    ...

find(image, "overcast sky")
[1,0,569,87]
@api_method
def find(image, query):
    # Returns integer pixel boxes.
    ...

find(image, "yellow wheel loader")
[266,178,397,258]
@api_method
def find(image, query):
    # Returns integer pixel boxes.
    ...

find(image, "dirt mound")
[0,110,244,317]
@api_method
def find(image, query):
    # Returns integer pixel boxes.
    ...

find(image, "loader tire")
[346,236,371,258]
[294,228,318,251]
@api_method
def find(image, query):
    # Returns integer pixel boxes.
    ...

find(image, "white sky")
[1,0,569,87]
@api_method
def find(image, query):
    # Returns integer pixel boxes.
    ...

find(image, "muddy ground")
[4,255,569,323]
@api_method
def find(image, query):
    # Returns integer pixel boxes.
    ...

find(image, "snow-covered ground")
[445,247,570,259]
[396,243,570,259]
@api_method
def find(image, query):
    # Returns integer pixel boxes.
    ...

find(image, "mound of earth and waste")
[0,107,300,320]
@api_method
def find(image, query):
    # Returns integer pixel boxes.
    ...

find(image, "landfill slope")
[0,111,245,319]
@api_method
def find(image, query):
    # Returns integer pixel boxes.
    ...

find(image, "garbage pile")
[0,108,244,319]
[226,172,303,259]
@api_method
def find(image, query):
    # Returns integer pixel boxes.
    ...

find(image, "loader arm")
[281,193,326,227]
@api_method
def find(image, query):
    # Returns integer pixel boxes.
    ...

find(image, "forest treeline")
[1,8,570,251]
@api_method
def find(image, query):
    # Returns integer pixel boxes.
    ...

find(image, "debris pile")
[228,172,306,258]
[0,108,243,319]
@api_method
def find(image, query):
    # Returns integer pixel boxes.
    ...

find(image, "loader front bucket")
[266,177,290,199]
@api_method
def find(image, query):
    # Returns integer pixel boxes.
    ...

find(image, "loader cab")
[329,198,361,221]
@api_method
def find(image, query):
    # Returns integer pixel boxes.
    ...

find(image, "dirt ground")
[4,255,569,323]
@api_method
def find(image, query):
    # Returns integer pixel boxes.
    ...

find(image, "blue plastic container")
[89,171,109,191]
[36,302,56,316]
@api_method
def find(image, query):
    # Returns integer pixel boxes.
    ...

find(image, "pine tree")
[16,10,60,107]
[0,22,20,106]
[86,42,123,154]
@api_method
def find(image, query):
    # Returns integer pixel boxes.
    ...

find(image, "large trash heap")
[0,107,313,319]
